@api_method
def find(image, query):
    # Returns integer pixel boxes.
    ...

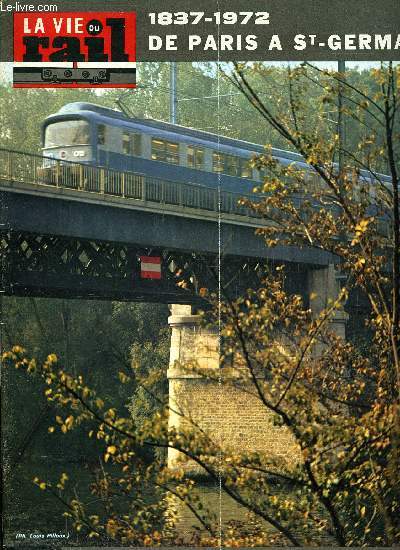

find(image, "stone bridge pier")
[166,264,347,538]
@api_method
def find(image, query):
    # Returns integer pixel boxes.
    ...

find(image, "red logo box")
[13,11,136,88]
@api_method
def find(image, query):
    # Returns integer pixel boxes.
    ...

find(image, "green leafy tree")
[2,299,169,540]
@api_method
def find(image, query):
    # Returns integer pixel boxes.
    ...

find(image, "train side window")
[212,152,224,172]
[98,124,106,145]
[187,145,204,169]
[123,132,142,156]
[258,167,267,181]
[151,138,164,160]
[133,134,142,156]
[122,132,131,154]
[213,152,244,177]
[240,158,252,178]
[213,151,242,177]
[166,142,179,164]
[225,154,239,176]
[213,152,258,178]
[151,138,179,164]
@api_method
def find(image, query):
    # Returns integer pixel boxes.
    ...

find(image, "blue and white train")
[41,102,313,195]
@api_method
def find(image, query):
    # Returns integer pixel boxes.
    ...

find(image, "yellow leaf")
[107,445,117,455]
[118,372,129,384]
[355,218,371,234]
[39,482,46,490]
[65,416,74,428]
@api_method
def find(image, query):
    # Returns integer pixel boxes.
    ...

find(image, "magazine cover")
[1,0,399,547]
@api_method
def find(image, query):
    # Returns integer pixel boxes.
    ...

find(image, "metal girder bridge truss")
[1,231,292,306]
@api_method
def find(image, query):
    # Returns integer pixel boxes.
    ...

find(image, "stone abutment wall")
[166,265,347,538]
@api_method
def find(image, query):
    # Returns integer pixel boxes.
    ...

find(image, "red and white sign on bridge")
[140,256,162,280]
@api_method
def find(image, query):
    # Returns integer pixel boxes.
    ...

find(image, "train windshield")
[44,120,90,148]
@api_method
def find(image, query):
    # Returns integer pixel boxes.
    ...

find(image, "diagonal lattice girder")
[1,231,311,305]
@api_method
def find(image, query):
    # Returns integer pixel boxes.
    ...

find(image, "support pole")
[170,62,178,124]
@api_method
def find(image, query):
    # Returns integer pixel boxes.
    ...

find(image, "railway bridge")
[0,147,336,301]
[1,147,348,535]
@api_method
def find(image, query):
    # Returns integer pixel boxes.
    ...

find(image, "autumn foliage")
[3,63,400,546]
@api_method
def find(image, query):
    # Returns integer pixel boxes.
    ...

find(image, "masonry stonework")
[167,304,301,535]
[168,305,300,472]
[167,265,347,534]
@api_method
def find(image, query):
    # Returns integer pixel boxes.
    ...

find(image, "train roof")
[46,102,305,163]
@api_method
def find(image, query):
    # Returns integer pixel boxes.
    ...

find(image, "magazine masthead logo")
[13,11,136,88]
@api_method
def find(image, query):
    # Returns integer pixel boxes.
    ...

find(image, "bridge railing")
[0,147,257,219]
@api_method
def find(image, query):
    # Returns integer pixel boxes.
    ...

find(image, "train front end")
[39,107,98,189]
[42,118,94,166]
